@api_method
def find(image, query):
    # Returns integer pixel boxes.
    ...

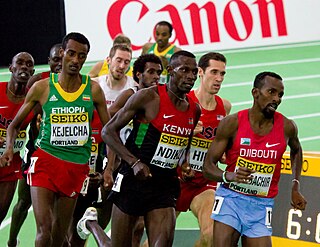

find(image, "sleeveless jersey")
[187,91,226,185]
[41,71,50,79]
[35,73,94,164]
[0,82,34,162]
[147,43,176,84]
[95,75,136,107]
[224,109,286,198]
[125,84,197,178]
[98,59,133,77]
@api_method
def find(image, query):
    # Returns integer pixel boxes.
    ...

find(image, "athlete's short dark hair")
[109,44,132,59]
[62,32,90,53]
[169,50,196,67]
[198,52,226,71]
[133,54,163,83]
[156,21,173,34]
[254,71,283,89]
[113,34,131,47]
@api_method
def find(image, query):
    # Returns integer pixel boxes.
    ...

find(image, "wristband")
[131,159,140,169]
[222,171,229,183]
[292,179,300,185]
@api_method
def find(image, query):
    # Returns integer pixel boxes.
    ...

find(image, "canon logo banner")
[107,0,287,50]
[65,0,320,61]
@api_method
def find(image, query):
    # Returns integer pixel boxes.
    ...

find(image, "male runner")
[0,32,111,247]
[88,34,133,78]
[76,54,163,247]
[103,50,201,247]
[175,52,231,247]
[0,52,35,226]
[93,44,137,107]
[7,44,62,247]
[142,21,181,84]
[203,71,307,247]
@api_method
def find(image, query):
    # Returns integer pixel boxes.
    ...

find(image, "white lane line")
[0,207,33,230]
[0,67,48,76]
[218,41,320,54]
[232,93,320,106]
[227,58,320,69]
[300,136,320,142]
[290,113,320,120]
[224,74,320,88]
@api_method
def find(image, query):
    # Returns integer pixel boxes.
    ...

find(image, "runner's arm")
[285,118,307,210]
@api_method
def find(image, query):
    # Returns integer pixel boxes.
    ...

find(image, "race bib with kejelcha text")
[150,133,188,169]
[0,128,27,154]
[228,157,275,196]
[189,136,212,172]
[50,112,90,146]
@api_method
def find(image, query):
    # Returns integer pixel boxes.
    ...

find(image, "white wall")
[65,0,320,61]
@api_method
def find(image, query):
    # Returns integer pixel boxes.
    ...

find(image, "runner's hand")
[132,161,152,180]
[291,190,307,210]
[193,121,203,135]
[227,166,255,184]
[180,161,195,182]
[89,172,103,188]
[219,153,227,164]
[0,148,14,167]
[103,168,114,190]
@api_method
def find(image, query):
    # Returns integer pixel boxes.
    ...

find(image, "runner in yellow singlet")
[88,34,133,78]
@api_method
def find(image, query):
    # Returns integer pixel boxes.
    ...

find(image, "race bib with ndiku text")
[150,133,188,169]
[228,156,275,196]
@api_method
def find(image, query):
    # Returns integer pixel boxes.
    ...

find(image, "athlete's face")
[108,49,131,80]
[253,76,284,119]
[49,47,62,73]
[155,25,171,49]
[61,39,88,75]
[199,59,226,95]
[138,62,162,88]
[169,56,198,94]
[9,52,35,83]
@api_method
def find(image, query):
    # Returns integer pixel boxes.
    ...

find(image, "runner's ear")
[167,65,173,75]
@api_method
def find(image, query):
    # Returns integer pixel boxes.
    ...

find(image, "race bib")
[112,173,124,192]
[50,112,90,146]
[150,133,188,169]
[28,157,38,174]
[189,137,212,172]
[88,143,98,173]
[212,196,224,214]
[80,177,90,195]
[120,120,133,144]
[0,128,27,154]
[228,157,275,196]
[265,207,273,227]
